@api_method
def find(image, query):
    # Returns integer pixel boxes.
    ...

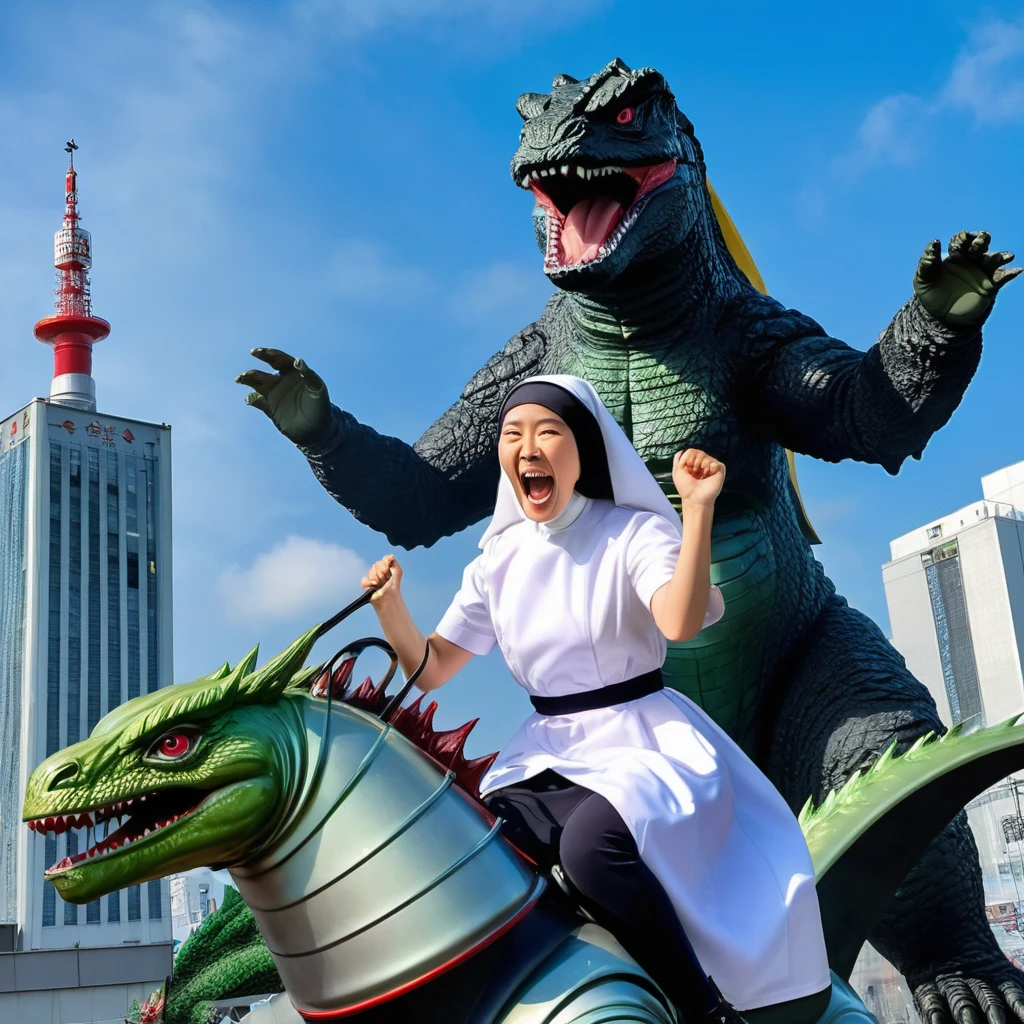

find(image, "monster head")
[22,629,319,904]
[511,57,708,291]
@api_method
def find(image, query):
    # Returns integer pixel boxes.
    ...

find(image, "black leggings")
[485,770,832,1022]
[485,770,717,1015]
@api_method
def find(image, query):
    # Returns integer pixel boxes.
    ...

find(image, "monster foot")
[911,955,1024,1024]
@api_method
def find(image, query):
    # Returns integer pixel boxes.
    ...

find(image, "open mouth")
[30,787,209,875]
[521,470,554,506]
[522,159,677,272]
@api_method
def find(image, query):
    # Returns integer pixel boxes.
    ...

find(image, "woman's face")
[499,403,581,522]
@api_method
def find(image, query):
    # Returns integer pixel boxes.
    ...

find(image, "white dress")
[435,498,831,1012]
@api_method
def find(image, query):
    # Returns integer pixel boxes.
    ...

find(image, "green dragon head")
[511,57,710,291]
[22,628,319,904]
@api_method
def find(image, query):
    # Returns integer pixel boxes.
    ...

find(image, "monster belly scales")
[560,339,820,749]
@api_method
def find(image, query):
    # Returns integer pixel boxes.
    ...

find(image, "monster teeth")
[524,164,633,186]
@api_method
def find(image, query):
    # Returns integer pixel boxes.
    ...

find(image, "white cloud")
[828,94,932,181]
[943,15,1024,124]
[812,14,1024,205]
[217,536,366,624]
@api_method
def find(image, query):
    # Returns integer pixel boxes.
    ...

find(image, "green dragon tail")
[804,713,1024,980]
[165,886,282,1024]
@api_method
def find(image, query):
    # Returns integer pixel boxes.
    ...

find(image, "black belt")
[529,669,664,716]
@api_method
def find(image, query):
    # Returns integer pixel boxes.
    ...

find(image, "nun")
[361,375,832,1024]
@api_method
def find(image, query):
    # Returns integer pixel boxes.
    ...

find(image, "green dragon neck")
[228,694,540,1017]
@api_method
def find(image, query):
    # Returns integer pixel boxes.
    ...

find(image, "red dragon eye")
[616,107,634,124]
[157,733,190,758]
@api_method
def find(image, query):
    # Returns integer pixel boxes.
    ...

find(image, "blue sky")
[1,0,1022,763]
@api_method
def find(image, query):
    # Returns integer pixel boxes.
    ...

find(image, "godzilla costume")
[237,59,1022,1022]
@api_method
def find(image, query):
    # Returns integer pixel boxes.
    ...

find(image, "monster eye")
[147,730,196,762]
[616,107,634,125]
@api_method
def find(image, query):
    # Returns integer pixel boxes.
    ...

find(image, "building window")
[42,834,56,926]
[107,890,120,923]
[87,898,100,924]
[43,444,62,930]
[148,880,162,920]
[126,458,140,702]
[0,437,29,926]
[63,833,79,925]
[67,445,82,748]
[46,444,62,757]
[145,460,159,693]
[106,452,120,715]
[926,524,943,540]
[128,883,141,921]
[88,448,101,733]
[924,539,983,726]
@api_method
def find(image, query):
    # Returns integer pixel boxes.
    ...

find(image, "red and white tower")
[0,139,173,993]
[33,140,110,412]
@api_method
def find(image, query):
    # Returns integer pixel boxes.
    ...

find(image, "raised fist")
[672,449,726,508]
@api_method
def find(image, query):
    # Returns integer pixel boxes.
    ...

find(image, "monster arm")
[297,326,548,549]
[744,295,982,473]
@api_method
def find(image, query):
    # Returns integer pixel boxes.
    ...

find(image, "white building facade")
[0,398,174,1020]
[869,461,1024,1021]
[883,460,1024,730]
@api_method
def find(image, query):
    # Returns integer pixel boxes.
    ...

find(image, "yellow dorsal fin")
[706,180,821,545]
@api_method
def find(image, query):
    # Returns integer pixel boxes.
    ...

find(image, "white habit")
[434,375,831,1012]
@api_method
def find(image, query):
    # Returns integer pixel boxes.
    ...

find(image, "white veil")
[479,374,679,548]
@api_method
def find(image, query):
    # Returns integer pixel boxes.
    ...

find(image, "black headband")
[499,381,614,501]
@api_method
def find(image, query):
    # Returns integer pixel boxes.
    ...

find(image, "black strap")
[529,669,664,716]
[380,642,430,723]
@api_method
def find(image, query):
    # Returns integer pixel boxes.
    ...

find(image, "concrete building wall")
[983,460,1024,512]
[0,403,33,926]
[885,508,1024,731]
[997,516,1024,702]
[883,552,950,723]
[0,941,172,1024]
[959,519,1024,724]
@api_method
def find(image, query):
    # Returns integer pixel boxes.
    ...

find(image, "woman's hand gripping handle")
[362,555,474,692]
